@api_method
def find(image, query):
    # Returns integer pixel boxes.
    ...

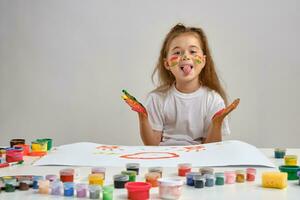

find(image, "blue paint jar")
[193,175,205,188]
[204,174,215,187]
[274,148,286,159]
[32,176,43,189]
[63,182,74,196]
[186,172,201,186]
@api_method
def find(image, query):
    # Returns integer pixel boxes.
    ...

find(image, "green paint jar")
[103,185,114,200]
[215,172,225,185]
[279,165,300,180]
[121,171,137,182]
[37,138,53,151]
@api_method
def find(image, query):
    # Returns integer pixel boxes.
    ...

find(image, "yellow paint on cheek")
[170,61,179,67]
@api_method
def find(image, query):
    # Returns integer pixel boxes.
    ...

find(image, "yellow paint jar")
[284,155,298,166]
[88,174,104,186]
[31,141,48,152]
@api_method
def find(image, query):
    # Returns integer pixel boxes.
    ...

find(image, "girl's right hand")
[122,94,148,117]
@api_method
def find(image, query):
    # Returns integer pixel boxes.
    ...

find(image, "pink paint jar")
[246,168,256,181]
[224,171,236,184]
[177,163,191,176]
[158,178,184,200]
[125,182,151,200]
[6,149,23,163]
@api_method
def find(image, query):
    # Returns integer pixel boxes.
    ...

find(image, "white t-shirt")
[145,85,230,146]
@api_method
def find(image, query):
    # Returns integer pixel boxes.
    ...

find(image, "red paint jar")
[6,149,23,163]
[14,144,30,156]
[125,182,151,200]
[246,168,256,181]
[178,163,191,176]
[60,168,74,182]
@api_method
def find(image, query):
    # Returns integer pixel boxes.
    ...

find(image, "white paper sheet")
[33,140,275,167]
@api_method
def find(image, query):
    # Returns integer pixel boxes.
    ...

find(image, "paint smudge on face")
[169,56,180,67]
[194,55,202,65]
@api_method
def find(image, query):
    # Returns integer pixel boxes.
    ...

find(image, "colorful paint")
[113,174,129,189]
[178,163,191,176]
[88,174,104,186]
[126,163,140,175]
[75,183,88,198]
[60,168,74,182]
[186,172,201,186]
[10,139,25,148]
[193,175,205,188]
[158,178,183,200]
[148,167,163,177]
[121,170,137,182]
[274,148,286,159]
[224,171,236,184]
[145,172,160,187]
[204,174,215,187]
[91,167,106,179]
[122,90,147,116]
[246,168,256,181]
[278,165,300,180]
[125,182,151,200]
[51,181,63,195]
[102,185,114,200]
[38,180,50,194]
[63,182,74,196]
[215,172,225,185]
[89,185,101,199]
[235,170,245,183]
[284,155,298,166]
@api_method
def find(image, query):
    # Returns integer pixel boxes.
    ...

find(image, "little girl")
[124,23,239,146]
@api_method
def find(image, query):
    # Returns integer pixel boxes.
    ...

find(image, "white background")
[0,0,299,147]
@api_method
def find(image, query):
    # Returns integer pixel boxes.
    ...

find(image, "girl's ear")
[164,58,170,70]
[202,55,207,66]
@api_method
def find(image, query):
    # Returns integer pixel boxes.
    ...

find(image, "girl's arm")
[203,98,240,144]
[138,113,162,146]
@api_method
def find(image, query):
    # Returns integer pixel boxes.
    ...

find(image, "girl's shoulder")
[202,86,225,104]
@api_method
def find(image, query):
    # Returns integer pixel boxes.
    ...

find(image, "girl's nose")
[182,54,190,61]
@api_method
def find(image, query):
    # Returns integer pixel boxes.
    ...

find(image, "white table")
[0,148,299,200]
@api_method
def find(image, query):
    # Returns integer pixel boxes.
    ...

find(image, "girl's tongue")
[182,65,192,75]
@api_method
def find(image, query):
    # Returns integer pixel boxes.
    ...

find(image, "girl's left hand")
[212,98,240,125]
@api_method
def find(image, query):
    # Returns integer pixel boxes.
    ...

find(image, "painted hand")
[122,90,148,117]
[212,98,240,125]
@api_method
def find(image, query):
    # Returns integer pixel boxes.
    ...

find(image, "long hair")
[152,23,228,105]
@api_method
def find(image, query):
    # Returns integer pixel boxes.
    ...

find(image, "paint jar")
[46,174,57,182]
[10,139,25,148]
[126,163,140,175]
[204,174,215,187]
[3,177,17,192]
[63,182,74,196]
[19,180,30,191]
[89,185,101,199]
[186,172,201,186]
[158,178,184,200]
[37,138,53,151]
[199,167,214,176]
[284,155,298,166]
[224,171,236,184]
[148,167,163,177]
[76,183,88,198]
[50,181,63,195]
[38,180,50,194]
[89,174,104,186]
[5,149,23,163]
[32,176,43,189]
[215,172,225,185]
[246,168,256,181]
[236,170,246,183]
[103,185,114,200]
[178,163,192,176]
[274,148,286,159]
[145,172,160,187]
[297,171,300,185]
[31,141,48,152]
[279,165,300,180]
[91,167,106,179]
[5,182,15,192]
[121,170,137,182]
[193,175,205,188]
[13,144,30,156]
[113,174,129,189]
[125,182,151,200]
[60,168,74,182]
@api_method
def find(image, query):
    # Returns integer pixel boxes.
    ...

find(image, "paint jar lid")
[51,181,63,189]
[75,183,88,190]
[284,155,297,159]
[279,165,300,172]
[274,148,286,152]
[60,168,75,175]
[63,182,74,189]
[178,163,192,168]
[121,170,137,176]
[158,178,184,186]
[186,172,201,178]
[114,174,129,181]
[246,168,256,174]
[235,170,245,174]
[125,182,151,192]
[148,167,163,173]
[103,185,114,193]
[89,184,101,192]
[215,172,225,178]
[193,174,205,181]
[145,172,161,180]
[91,167,106,173]
[45,174,57,181]
[199,167,214,175]
[126,163,140,169]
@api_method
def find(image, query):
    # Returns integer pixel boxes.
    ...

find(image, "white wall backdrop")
[1,0,299,147]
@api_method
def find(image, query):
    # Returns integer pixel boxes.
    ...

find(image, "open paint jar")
[60,168,74,182]
[274,148,286,159]
[279,165,300,180]
[145,172,160,187]
[113,174,129,189]
[246,168,256,181]
[224,171,236,184]
[177,163,191,176]
[284,155,298,166]
[158,178,184,200]
[126,163,140,175]
[125,182,151,200]
[235,170,246,183]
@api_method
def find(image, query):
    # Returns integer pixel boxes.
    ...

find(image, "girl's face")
[164,33,206,85]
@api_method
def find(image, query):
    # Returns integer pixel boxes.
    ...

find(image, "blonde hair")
[152,23,228,105]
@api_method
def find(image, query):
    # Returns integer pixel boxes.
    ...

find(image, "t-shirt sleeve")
[145,92,164,132]
[203,91,230,137]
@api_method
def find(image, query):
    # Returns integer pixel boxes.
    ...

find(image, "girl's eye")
[190,50,197,54]
[173,51,181,55]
